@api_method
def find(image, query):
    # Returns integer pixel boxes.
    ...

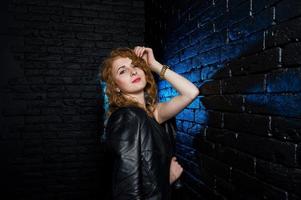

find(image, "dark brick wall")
[0,0,144,199]
[146,0,301,199]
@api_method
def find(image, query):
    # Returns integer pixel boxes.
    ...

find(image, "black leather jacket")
[104,106,175,200]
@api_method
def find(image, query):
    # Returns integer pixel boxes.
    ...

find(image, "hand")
[169,156,183,184]
[133,46,160,72]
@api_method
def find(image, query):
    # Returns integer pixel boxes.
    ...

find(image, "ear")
[115,88,121,93]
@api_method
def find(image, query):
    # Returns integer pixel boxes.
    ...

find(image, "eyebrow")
[116,62,134,73]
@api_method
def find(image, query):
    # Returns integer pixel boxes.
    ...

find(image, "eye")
[119,68,129,75]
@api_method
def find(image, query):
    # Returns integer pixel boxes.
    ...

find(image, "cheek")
[138,69,146,79]
[114,77,129,89]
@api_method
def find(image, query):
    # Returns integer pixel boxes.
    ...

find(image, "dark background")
[1,0,300,199]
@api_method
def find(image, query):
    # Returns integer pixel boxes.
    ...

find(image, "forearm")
[151,61,199,100]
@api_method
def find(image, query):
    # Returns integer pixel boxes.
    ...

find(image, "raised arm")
[134,46,199,124]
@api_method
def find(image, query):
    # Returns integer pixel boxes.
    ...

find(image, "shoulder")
[108,106,148,123]
[105,106,148,138]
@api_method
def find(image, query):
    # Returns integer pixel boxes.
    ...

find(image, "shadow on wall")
[161,33,301,198]
[186,48,300,199]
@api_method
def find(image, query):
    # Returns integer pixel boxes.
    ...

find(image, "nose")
[130,69,137,76]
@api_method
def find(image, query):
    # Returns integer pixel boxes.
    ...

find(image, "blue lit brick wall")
[146,0,301,199]
[0,0,144,199]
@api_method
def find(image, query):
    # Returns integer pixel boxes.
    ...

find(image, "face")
[112,57,147,95]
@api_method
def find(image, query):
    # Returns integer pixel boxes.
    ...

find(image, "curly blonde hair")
[99,47,157,117]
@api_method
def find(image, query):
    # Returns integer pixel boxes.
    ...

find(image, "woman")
[100,46,199,200]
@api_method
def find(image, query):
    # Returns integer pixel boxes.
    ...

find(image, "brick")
[202,155,231,180]
[176,143,199,165]
[240,30,264,56]
[206,127,237,148]
[265,17,301,48]
[202,95,244,112]
[199,80,220,95]
[244,94,301,118]
[275,0,301,23]
[210,65,231,80]
[15,13,50,22]
[255,159,292,191]
[267,68,301,93]
[283,42,301,67]
[228,8,273,41]
[170,36,190,51]
[207,110,222,128]
[195,137,216,158]
[214,12,230,32]
[177,108,195,121]
[224,112,270,136]
[76,33,103,41]
[186,69,202,83]
[289,193,301,200]
[215,176,237,199]
[252,0,279,14]
[297,145,301,167]
[200,63,225,80]
[176,131,194,146]
[237,133,296,166]
[220,147,255,175]
[180,43,198,60]
[228,47,281,76]
[188,1,211,20]
[271,116,301,142]
[190,22,213,42]
[198,31,225,52]
[28,5,63,15]
[290,168,301,195]
[228,0,249,9]
[198,47,222,65]
[182,170,217,200]
[221,74,265,94]
[232,169,288,199]
[220,40,246,63]
[173,59,191,73]
[195,109,208,124]
[63,8,98,18]
[55,24,94,32]
[227,0,250,27]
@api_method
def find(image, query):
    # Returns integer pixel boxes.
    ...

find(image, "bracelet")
[159,64,170,79]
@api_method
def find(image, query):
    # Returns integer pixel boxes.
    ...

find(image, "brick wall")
[146,0,301,199]
[0,0,144,199]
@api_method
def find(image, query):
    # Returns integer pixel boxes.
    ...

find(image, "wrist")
[149,61,162,74]
[159,64,170,79]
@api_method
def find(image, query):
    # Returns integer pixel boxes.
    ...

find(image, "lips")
[132,77,141,83]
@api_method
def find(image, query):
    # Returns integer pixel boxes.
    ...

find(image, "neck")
[124,92,146,109]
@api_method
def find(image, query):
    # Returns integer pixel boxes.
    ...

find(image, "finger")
[139,47,145,57]
[134,46,143,56]
[136,47,142,57]
[134,47,139,55]
[142,47,146,57]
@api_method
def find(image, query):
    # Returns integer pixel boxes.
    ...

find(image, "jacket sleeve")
[106,109,143,200]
